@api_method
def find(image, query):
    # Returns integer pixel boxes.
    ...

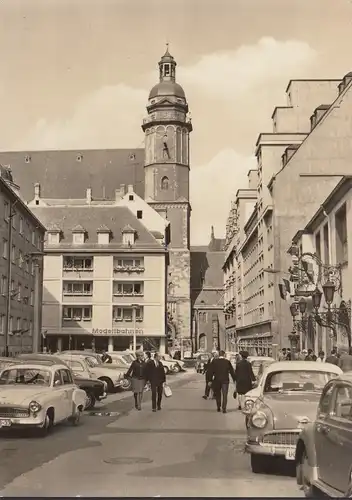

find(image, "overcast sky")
[1,0,352,244]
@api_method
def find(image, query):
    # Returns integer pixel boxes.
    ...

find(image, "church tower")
[142,47,192,342]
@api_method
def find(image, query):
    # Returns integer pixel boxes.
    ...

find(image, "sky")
[1,0,352,244]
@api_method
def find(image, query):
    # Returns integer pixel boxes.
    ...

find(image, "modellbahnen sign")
[91,328,143,336]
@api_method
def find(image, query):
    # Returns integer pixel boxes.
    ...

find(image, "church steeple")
[158,44,176,83]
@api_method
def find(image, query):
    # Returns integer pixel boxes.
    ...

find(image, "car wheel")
[99,377,114,393]
[38,410,54,437]
[85,392,96,410]
[297,448,317,498]
[250,454,268,474]
[173,364,181,373]
[121,378,132,391]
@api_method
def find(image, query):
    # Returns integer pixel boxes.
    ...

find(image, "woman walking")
[125,351,147,410]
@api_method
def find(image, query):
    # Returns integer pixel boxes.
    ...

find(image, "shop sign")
[91,328,143,336]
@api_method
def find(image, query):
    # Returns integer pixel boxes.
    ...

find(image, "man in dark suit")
[146,352,166,412]
[207,350,236,413]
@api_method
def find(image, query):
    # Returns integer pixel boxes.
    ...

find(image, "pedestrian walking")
[203,352,218,400]
[286,348,292,360]
[338,347,352,372]
[125,351,147,411]
[207,350,236,413]
[234,350,256,411]
[146,352,166,412]
[326,349,339,365]
[305,349,317,361]
[278,348,287,361]
[316,350,325,362]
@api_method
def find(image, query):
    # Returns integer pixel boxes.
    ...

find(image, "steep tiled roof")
[0,149,144,202]
[32,205,164,251]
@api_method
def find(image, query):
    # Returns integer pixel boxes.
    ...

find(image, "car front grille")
[262,431,301,447]
[0,407,30,418]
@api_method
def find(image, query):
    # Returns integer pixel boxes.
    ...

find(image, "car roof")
[61,351,100,357]
[249,356,275,361]
[266,360,343,375]
[2,361,68,370]
[17,354,69,366]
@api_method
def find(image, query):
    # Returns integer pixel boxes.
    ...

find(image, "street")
[0,371,302,497]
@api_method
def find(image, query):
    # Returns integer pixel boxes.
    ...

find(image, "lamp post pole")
[132,304,138,352]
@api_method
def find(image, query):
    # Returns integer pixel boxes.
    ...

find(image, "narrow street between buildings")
[0,372,301,497]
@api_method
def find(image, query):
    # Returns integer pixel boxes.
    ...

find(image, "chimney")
[211,225,215,240]
[127,184,133,193]
[86,187,92,203]
[34,183,41,200]
[120,184,126,195]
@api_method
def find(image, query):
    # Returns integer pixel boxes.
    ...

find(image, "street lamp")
[289,302,300,354]
[322,280,335,305]
[312,288,323,310]
[299,297,307,314]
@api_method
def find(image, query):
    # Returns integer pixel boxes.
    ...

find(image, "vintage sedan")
[60,351,128,392]
[296,372,352,497]
[0,361,86,435]
[16,354,107,409]
[245,361,342,474]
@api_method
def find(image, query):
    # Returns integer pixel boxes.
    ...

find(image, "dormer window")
[47,225,61,245]
[97,224,111,245]
[122,224,137,246]
[72,225,86,245]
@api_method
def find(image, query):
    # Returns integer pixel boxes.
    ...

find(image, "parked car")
[195,353,211,374]
[16,354,107,410]
[161,353,186,372]
[248,356,275,379]
[245,361,342,474]
[0,360,86,435]
[296,371,352,497]
[149,352,178,374]
[60,351,128,392]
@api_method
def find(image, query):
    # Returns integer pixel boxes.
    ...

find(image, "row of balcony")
[62,257,145,274]
[61,281,146,298]
[61,305,145,327]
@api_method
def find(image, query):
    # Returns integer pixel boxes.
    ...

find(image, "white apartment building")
[29,184,169,353]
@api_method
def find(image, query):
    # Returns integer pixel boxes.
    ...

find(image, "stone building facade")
[223,74,352,355]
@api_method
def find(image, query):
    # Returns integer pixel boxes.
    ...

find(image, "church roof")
[32,205,164,251]
[0,148,144,202]
[149,81,185,100]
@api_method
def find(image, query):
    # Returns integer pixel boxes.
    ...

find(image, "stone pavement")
[0,373,303,497]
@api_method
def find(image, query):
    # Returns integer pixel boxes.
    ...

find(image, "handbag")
[164,384,172,398]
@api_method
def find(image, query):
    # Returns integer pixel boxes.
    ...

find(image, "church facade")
[0,48,225,353]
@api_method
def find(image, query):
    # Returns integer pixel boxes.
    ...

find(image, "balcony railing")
[63,317,92,322]
[113,317,143,323]
[113,265,145,273]
[113,292,144,297]
[63,291,93,296]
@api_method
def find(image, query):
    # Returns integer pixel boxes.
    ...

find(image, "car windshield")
[111,359,126,369]
[264,370,338,393]
[0,368,51,386]
[122,354,133,363]
[85,357,99,368]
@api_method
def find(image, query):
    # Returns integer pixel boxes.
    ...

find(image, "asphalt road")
[0,371,303,497]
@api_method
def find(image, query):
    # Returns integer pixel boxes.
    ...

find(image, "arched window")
[161,176,169,190]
